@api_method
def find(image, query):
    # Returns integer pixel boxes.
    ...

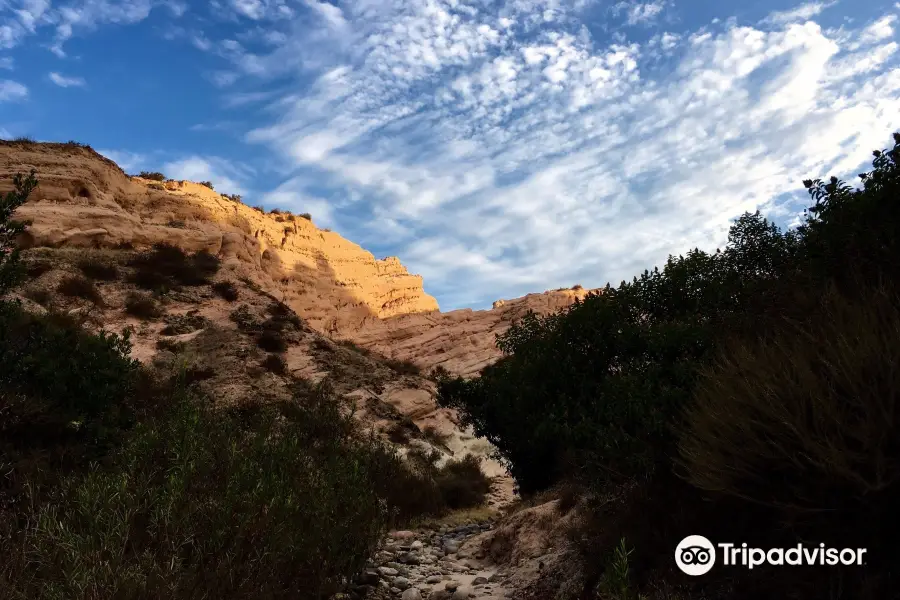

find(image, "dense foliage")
[438,132,900,599]
[0,172,491,599]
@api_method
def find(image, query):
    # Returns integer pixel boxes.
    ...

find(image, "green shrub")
[57,275,103,304]
[137,171,166,181]
[212,280,239,301]
[124,292,162,320]
[1,170,38,293]
[4,385,392,599]
[76,257,118,281]
[0,304,140,479]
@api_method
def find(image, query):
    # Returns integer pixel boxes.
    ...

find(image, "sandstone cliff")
[1,140,600,379]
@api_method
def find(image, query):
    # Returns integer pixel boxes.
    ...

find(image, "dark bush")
[24,260,53,279]
[137,171,166,181]
[124,292,162,320]
[262,354,287,375]
[199,181,214,190]
[252,206,265,213]
[156,338,186,353]
[23,288,51,306]
[298,213,312,221]
[57,275,103,304]
[0,302,140,436]
[385,357,421,376]
[679,282,900,553]
[160,313,207,336]
[422,424,450,448]
[212,280,239,301]
[434,454,493,510]
[1,170,38,293]
[77,257,118,281]
[257,329,287,353]
[128,243,220,291]
[3,384,394,599]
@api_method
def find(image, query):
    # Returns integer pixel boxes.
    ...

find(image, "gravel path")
[343,522,514,600]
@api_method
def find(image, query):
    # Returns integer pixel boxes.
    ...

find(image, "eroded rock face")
[2,141,601,379]
[1,141,439,328]
[337,287,598,378]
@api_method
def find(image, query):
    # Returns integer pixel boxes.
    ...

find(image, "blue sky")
[1,0,899,310]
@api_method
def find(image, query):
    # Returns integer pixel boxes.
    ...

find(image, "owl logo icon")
[676,535,716,575]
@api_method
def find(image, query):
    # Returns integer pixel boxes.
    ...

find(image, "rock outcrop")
[1,140,600,379]
[338,287,597,378]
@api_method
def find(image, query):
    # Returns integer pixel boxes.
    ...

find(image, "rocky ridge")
[1,140,601,379]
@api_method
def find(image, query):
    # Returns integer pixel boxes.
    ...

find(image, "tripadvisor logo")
[675,536,868,575]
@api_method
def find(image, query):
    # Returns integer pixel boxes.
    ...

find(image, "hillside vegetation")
[437,132,900,600]
[0,171,491,599]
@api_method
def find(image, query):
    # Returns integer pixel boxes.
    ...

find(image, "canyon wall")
[1,141,598,377]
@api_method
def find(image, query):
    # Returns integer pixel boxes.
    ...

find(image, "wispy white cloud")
[860,14,897,43]
[48,71,86,87]
[613,1,667,26]
[209,0,900,309]
[0,56,12,69]
[97,149,148,172]
[760,1,835,26]
[0,0,159,55]
[162,156,252,196]
[0,79,27,101]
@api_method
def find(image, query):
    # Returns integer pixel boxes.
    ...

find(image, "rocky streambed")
[338,520,515,600]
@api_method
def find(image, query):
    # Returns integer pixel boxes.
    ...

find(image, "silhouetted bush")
[679,282,900,554]
[257,329,287,353]
[299,213,312,221]
[137,171,166,181]
[128,243,220,291]
[212,280,239,301]
[434,454,493,510]
[199,181,214,190]
[1,170,38,292]
[77,257,118,281]
[124,292,162,320]
[0,303,140,445]
[385,357,421,376]
[262,354,287,375]
[57,275,103,304]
